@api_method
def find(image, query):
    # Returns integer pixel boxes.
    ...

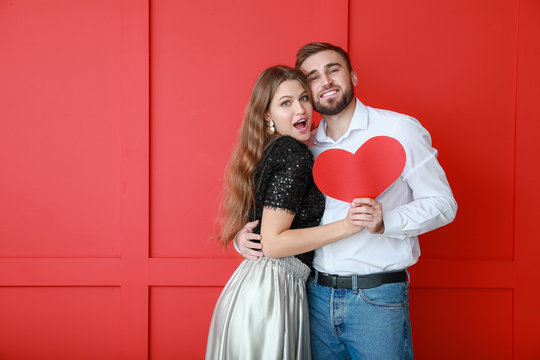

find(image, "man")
[237,42,457,359]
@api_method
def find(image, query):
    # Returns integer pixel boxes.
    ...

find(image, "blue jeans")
[306,274,413,360]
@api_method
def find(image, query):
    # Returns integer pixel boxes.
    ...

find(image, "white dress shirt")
[310,99,457,275]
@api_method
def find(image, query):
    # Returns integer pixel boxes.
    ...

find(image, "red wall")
[1,0,539,359]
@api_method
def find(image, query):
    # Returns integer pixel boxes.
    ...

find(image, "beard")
[314,84,355,116]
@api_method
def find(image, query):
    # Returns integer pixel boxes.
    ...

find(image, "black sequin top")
[249,136,326,266]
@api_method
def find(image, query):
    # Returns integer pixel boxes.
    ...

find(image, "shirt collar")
[315,98,368,144]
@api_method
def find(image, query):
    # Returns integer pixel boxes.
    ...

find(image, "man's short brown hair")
[295,42,352,71]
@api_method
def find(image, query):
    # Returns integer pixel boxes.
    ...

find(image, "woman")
[206,66,364,360]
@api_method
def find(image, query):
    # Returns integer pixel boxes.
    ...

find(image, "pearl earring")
[267,120,275,135]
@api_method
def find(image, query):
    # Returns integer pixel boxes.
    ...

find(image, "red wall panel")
[149,286,222,359]
[0,0,131,257]
[349,0,517,260]
[410,288,513,359]
[348,0,539,358]
[0,287,121,360]
[0,0,148,359]
[149,0,348,258]
[514,0,540,357]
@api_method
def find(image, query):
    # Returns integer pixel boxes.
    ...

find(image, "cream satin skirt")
[206,256,311,360]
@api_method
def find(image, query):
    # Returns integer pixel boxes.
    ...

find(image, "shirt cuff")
[382,209,406,239]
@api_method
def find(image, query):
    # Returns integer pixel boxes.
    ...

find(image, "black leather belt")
[312,269,407,290]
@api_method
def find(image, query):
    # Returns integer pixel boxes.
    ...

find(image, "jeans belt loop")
[405,268,411,285]
[331,275,337,288]
[314,269,319,283]
[352,275,358,293]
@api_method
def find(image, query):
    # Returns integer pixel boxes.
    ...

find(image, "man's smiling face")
[300,50,358,116]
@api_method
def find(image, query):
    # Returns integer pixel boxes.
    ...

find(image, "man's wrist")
[376,220,385,234]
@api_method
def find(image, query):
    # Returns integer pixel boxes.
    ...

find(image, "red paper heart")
[313,136,406,202]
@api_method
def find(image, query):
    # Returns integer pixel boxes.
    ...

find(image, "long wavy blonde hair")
[218,66,311,247]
